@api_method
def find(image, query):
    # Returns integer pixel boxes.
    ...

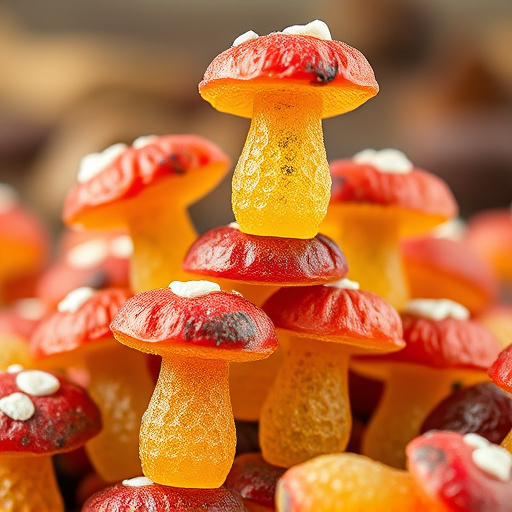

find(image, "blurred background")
[1,0,512,235]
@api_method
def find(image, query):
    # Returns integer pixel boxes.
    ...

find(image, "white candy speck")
[77,143,127,183]
[66,239,109,269]
[122,476,154,487]
[228,222,240,230]
[463,433,490,449]
[353,148,413,174]
[57,287,95,313]
[404,298,470,321]
[0,184,19,213]
[16,370,60,397]
[109,235,134,258]
[0,392,35,421]
[132,135,158,149]
[233,30,259,46]
[326,278,360,290]
[282,20,332,40]
[472,444,512,482]
[6,364,24,374]
[14,298,46,321]
[433,218,466,241]
[169,280,221,299]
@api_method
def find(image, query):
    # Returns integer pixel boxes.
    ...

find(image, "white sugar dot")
[404,298,470,321]
[169,280,221,299]
[233,30,259,46]
[122,476,154,487]
[66,239,109,269]
[282,20,332,40]
[57,287,95,313]
[16,370,60,397]
[6,364,24,374]
[325,278,360,290]
[463,433,490,450]
[77,143,127,183]
[228,222,240,230]
[472,445,512,482]
[0,183,19,213]
[0,392,35,421]
[132,135,158,149]
[353,148,413,174]
[109,235,133,258]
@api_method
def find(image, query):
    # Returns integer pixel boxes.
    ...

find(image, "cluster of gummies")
[1,18,512,512]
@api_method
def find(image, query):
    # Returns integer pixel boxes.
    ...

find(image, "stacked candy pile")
[1,19,512,512]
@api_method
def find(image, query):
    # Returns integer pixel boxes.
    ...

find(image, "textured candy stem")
[140,354,235,488]
[502,429,512,454]
[324,207,408,310]
[260,337,351,468]
[128,204,196,293]
[0,454,64,512]
[232,90,330,239]
[361,365,460,469]
[85,342,153,482]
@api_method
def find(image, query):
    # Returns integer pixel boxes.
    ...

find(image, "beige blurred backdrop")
[1,0,511,234]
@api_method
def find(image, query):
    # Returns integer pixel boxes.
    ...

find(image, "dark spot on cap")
[158,153,190,175]
[331,175,346,195]
[306,61,338,84]
[86,270,109,290]
[21,436,30,446]
[183,311,257,346]
[413,445,446,474]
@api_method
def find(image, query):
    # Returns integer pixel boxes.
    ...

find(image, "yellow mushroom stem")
[323,207,408,310]
[260,336,351,468]
[502,429,512,454]
[84,343,154,482]
[0,454,64,512]
[359,364,487,469]
[128,203,196,292]
[232,90,330,239]
[140,354,235,488]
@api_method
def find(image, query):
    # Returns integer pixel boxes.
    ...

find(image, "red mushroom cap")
[488,345,512,394]
[111,285,278,362]
[0,370,101,455]
[31,288,131,360]
[262,284,404,353]
[329,159,457,236]
[82,479,245,512]
[406,431,512,512]
[183,225,348,286]
[199,32,378,119]
[224,453,286,508]
[378,312,502,370]
[62,135,230,229]
[401,237,498,314]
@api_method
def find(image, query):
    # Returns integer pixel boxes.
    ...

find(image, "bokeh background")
[1,0,512,237]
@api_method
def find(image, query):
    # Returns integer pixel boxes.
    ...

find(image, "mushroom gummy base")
[0,455,64,512]
[233,90,330,240]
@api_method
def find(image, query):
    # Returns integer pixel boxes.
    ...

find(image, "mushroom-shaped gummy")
[0,369,101,512]
[402,236,498,315]
[321,149,457,309]
[37,233,132,308]
[183,223,348,421]
[260,279,404,468]
[488,344,512,452]
[111,280,278,488]
[0,184,49,304]
[276,453,429,512]
[225,453,286,511]
[407,431,512,512]
[82,477,246,512]
[31,287,154,482]
[199,20,379,239]
[421,382,512,445]
[63,135,230,292]
[353,298,502,468]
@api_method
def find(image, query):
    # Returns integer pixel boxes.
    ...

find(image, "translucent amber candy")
[232,90,330,239]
